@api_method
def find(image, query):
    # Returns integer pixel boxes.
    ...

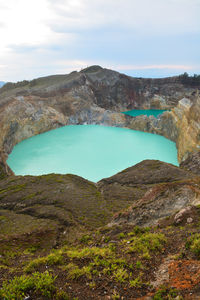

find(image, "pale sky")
[0,0,200,81]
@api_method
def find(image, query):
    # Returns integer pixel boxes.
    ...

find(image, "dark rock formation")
[104,160,200,227]
[180,150,200,175]
[173,206,198,225]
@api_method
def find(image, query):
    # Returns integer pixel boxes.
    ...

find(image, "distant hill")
[0,81,5,88]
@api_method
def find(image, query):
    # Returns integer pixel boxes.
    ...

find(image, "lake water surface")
[7,125,178,182]
[122,109,168,118]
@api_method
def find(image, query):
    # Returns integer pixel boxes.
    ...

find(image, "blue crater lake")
[122,109,168,118]
[7,125,178,182]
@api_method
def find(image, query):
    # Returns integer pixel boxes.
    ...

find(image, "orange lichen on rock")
[169,260,200,290]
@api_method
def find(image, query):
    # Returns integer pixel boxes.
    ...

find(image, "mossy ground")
[0,161,200,299]
[1,211,200,299]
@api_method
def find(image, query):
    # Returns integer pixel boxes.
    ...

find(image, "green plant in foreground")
[126,232,166,258]
[118,232,125,239]
[89,281,96,289]
[55,290,70,300]
[80,234,92,244]
[128,226,150,236]
[112,267,129,282]
[111,290,120,299]
[66,263,92,280]
[66,246,113,259]
[0,271,55,300]
[24,251,64,273]
[185,233,200,257]
[129,275,143,288]
[153,286,180,299]
[135,260,143,269]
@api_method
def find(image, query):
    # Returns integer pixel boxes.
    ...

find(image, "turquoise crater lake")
[7,125,178,182]
[122,109,168,118]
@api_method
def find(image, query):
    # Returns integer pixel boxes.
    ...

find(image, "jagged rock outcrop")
[180,150,200,175]
[105,160,200,227]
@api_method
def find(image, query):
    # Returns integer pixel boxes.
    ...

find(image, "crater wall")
[0,66,199,174]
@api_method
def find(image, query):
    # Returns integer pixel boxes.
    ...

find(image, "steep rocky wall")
[79,66,198,111]
[0,95,131,156]
[127,93,200,161]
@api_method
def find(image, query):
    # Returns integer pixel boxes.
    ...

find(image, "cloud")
[47,0,200,35]
[0,0,199,81]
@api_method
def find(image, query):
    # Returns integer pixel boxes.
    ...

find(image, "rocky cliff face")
[128,93,200,161]
[0,65,199,168]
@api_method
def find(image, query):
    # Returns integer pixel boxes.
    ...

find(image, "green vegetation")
[66,246,113,259]
[111,290,120,299]
[135,260,143,269]
[153,286,180,300]
[129,275,143,288]
[20,227,166,295]
[0,271,56,300]
[118,232,126,239]
[55,290,70,300]
[2,217,200,298]
[25,251,64,273]
[65,245,129,282]
[66,263,93,280]
[112,268,129,282]
[0,250,19,266]
[124,232,166,259]
[79,234,92,244]
[0,184,26,194]
[185,233,200,257]
[128,226,150,236]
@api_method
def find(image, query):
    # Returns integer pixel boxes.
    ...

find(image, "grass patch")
[118,232,126,239]
[79,234,92,244]
[153,286,180,299]
[129,275,143,288]
[66,246,113,259]
[66,263,92,280]
[128,226,150,236]
[124,232,166,259]
[0,271,55,300]
[112,268,129,282]
[25,251,64,273]
[185,233,200,257]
